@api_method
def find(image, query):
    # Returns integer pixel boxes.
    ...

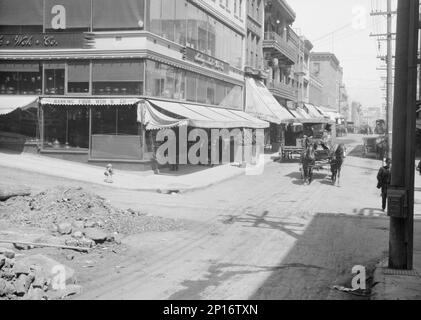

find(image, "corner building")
[0,0,267,166]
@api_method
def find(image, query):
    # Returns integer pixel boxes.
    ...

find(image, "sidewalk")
[371,227,421,300]
[0,151,275,193]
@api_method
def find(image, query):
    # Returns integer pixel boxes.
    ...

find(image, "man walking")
[377,158,391,212]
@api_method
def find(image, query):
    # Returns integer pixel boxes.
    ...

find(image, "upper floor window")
[0,0,43,33]
[93,0,145,31]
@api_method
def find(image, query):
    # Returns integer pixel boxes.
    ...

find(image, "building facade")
[295,35,312,106]
[262,0,298,106]
[310,52,343,112]
[0,0,268,165]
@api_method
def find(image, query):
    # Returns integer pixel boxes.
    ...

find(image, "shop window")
[92,106,138,136]
[44,63,65,95]
[92,60,144,95]
[43,105,89,150]
[93,0,145,31]
[0,62,42,95]
[67,62,90,94]
[0,0,43,33]
[44,0,91,32]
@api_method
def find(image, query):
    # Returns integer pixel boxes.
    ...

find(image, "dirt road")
[3,135,416,300]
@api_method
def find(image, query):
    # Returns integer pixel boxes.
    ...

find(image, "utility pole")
[388,0,419,270]
[386,0,393,159]
[370,3,396,157]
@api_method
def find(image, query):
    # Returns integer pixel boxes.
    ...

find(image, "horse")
[330,144,345,185]
[301,143,315,185]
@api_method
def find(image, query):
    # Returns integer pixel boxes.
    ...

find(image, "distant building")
[351,101,362,128]
[309,73,323,106]
[310,52,343,112]
[295,36,313,106]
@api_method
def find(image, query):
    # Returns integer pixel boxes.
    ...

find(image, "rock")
[46,284,82,300]
[14,274,33,296]
[13,242,34,251]
[0,247,15,259]
[72,221,84,230]
[25,287,46,300]
[4,258,14,269]
[0,278,15,296]
[83,228,107,243]
[71,231,83,239]
[32,272,47,289]
[17,254,76,286]
[49,223,59,233]
[1,269,15,281]
[13,261,31,275]
[65,254,74,261]
[78,238,95,248]
[106,233,122,245]
[64,239,79,247]
[57,222,72,235]
[0,255,5,269]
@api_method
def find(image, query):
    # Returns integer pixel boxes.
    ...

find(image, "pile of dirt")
[0,186,185,236]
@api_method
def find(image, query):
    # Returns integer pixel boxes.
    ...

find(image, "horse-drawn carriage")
[299,139,345,185]
[362,136,387,159]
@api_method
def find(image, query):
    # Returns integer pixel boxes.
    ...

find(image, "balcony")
[266,81,297,102]
[263,32,297,65]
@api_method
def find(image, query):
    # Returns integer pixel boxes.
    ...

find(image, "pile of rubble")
[0,248,80,300]
[0,186,185,246]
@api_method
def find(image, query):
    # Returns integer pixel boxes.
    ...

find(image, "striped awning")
[146,99,269,129]
[0,96,38,115]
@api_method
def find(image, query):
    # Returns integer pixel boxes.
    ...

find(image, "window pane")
[186,3,198,49]
[197,75,207,103]
[43,105,89,149]
[44,0,91,32]
[67,62,90,94]
[0,62,42,95]
[93,0,145,31]
[44,63,65,95]
[161,0,175,41]
[0,0,43,33]
[92,60,143,95]
[149,0,162,36]
[174,0,186,45]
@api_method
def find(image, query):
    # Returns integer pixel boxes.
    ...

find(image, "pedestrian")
[104,164,114,183]
[417,160,421,176]
[151,146,160,175]
[377,158,391,212]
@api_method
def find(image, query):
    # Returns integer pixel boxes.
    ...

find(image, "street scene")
[0,0,421,304]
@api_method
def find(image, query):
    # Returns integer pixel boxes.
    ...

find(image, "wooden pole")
[388,0,419,270]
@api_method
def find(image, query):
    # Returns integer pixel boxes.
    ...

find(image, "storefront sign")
[0,33,91,49]
[41,98,140,106]
[183,47,229,74]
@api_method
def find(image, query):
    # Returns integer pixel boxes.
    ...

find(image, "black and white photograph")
[0,0,420,307]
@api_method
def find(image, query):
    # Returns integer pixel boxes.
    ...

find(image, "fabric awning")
[0,96,39,115]
[245,78,295,124]
[40,97,140,106]
[304,103,326,118]
[316,106,343,123]
[146,99,269,129]
[137,100,188,131]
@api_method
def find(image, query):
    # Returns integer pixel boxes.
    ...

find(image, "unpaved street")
[1,135,420,300]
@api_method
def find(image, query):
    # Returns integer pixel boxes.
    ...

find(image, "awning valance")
[245,78,295,124]
[146,99,269,129]
[137,100,188,131]
[0,96,39,115]
[40,98,140,106]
